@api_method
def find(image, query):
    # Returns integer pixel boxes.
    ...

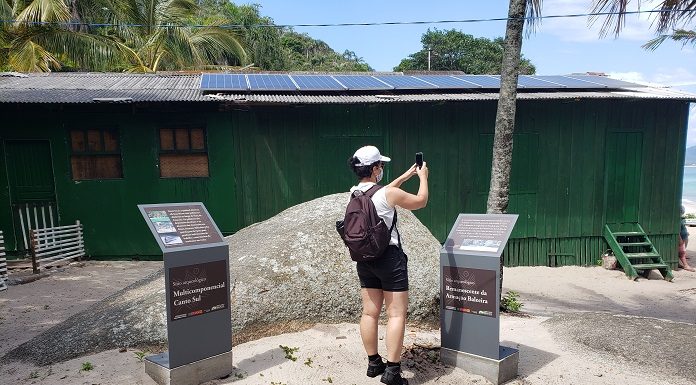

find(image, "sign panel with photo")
[142,204,224,248]
[443,214,518,257]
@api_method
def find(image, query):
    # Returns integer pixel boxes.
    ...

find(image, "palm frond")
[31,27,125,70]
[9,38,60,71]
[189,26,246,64]
[591,0,630,38]
[653,1,696,32]
[1,0,13,20]
[593,0,696,36]
[156,0,197,23]
[15,0,70,23]
[642,28,696,49]
[525,0,542,34]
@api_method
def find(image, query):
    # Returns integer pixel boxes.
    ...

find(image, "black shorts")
[356,245,408,292]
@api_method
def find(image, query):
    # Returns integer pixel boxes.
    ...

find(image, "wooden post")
[30,229,39,274]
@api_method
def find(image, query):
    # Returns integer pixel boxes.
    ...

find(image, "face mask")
[375,168,383,183]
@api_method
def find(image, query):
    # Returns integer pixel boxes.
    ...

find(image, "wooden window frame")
[158,126,210,178]
[69,127,123,180]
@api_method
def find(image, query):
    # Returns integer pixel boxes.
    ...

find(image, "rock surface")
[545,312,696,383]
[4,193,441,365]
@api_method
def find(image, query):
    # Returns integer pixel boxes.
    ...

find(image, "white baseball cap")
[353,145,391,166]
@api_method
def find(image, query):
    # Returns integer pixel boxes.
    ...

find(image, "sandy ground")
[1,248,696,385]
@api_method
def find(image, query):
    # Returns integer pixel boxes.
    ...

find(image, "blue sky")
[249,0,696,146]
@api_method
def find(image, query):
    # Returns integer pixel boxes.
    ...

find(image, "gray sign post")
[439,213,519,385]
[138,203,233,385]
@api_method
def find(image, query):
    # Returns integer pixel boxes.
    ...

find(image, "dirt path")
[1,253,695,385]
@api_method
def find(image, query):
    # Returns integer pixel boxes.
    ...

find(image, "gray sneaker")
[380,365,408,385]
[367,357,386,377]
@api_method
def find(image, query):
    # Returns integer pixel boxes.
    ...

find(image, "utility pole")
[427,48,432,71]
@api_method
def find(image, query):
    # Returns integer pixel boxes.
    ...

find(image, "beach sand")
[1,252,695,385]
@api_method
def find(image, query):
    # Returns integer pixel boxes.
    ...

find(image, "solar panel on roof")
[200,74,247,91]
[533,76,599,88]
[373,76,438,89]
[569,75,644,88]
[247,74,296,90]
[517,76,562,88]
[453,75,501,88]
[414,75,481,89]
[332,75,392,90]
[291,75,345,91]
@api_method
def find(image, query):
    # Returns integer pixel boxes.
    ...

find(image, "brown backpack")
[336,185,398,262]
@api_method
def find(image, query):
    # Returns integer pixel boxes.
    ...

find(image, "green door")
[605,132,643,224]
[4,140,58,251]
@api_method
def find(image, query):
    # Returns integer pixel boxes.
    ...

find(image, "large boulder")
[4,193,441,365]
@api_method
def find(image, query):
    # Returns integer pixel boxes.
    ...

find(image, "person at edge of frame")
[679,205,695,272]
[346,145,429,385]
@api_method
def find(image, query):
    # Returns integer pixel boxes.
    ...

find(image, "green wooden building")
[0,72,693,267]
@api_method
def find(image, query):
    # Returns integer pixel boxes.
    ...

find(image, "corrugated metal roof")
[0,72,694,104]
[206,90,696,104]
[0,73,207,103]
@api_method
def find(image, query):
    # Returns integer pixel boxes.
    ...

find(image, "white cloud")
[609,69,696,148]
[609,67,696,86]
[689,106,696,147]
[540,0,660,42]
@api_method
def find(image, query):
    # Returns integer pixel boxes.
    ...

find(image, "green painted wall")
[0,98,688,266]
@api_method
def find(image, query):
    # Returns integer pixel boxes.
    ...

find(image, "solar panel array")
[200,73,643,92]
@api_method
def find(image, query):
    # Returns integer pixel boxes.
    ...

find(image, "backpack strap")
[363,184,383,198]
[392,209,402,250]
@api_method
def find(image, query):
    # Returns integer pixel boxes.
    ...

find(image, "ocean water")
[683,167,696,209]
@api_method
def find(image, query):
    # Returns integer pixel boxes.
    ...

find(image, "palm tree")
[487,0,540,300]
[0,0,247,72]
[491,0,691,297]
[100,0,247,72]
[0,0,125,71]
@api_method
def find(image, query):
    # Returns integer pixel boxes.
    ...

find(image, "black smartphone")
[415,152,423,169]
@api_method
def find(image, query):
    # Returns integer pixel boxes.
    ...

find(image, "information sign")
[138,202,232,373]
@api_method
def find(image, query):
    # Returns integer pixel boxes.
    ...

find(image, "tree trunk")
[488,0,526,305]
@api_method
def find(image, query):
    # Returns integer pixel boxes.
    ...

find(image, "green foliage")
[179,1,372,71]
[134,351,147,362]
[81,362,94,371]
[279,345,299,361]
[500,290,523,313]
[322,377,333,383]
[195,1,286,70]
[281,31,372,72]
[685,213,696,219]
[394,29,535,74]
[304,357,313,367]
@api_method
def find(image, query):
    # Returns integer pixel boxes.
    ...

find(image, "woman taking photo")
[347,145,429,385]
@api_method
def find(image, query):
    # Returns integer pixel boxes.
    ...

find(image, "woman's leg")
[360,288,384,355]
[383,290,409,363]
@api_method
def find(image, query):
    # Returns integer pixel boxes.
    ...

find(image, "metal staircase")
[603,223,673,281]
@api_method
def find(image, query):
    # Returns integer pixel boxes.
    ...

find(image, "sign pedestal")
[139,203,233,385]
[439,214,519,385]
[145,351,234,385]
[440,347,518,385]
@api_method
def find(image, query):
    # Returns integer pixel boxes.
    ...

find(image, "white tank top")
[349,182,399,246]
